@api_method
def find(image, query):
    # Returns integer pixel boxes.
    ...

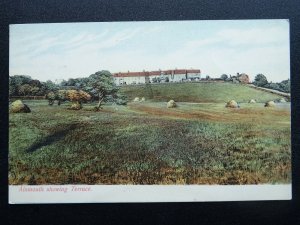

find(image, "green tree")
[44,80,58,93]
[253,74,268,87]
[266,82,280,91]
[84,70,118,110]
[18,84,31,96]
[9,77,17,97]
[9,75,32,97]
[279,79,290,93]
[220,74,228,81]
[30,87,40,96]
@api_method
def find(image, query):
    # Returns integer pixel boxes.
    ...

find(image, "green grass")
[120,82,282,103]
[9,99,291,185]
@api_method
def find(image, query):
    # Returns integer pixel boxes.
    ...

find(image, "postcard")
[9,20,291,203]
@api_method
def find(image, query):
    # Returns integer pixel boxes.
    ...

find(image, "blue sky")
[10,20,290,82]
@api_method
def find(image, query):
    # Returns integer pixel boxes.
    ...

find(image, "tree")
[84,70,118,110]
[279,79,290,93]
[18,84,31,96]
[29,79,42,87]
[44,80,58,93]
[265,82,280,91]
[60,79,68,86]
[253,74,268,87]
[46,91,56,105]
[30,87,40,96]
[220,74,228,81]
[67,78,76,86]
[11,75,32,86]
[9,77,17,97]
[9,75,32,97]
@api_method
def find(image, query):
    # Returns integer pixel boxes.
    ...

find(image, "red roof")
[174,69,187,74]
[163,70,172,75]
[187,69,201,73]
[149,71,161,76]
[113,72,148,77]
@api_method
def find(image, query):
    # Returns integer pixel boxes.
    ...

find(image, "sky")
[9,19,290,83]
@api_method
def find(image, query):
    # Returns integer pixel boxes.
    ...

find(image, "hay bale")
[167,100,176,108]
[279,98,287,103]
[249,99,256,103]
[10,100,31,113]
[225,100,238,108]
[140,97,145,102]
[70,102,82,110]
[133,97,140,102]
[264,101,276,107]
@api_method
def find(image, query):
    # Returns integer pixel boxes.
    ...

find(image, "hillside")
[120,82,284,103]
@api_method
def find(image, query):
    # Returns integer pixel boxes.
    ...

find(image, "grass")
[120,82,283,103]
[9,97,291,185]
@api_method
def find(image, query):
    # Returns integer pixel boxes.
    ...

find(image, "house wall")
[114,69,201,85]
[172,74,187,82]
[187,72,201,79]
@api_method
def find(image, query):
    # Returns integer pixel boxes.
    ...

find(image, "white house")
[113,69,201,85]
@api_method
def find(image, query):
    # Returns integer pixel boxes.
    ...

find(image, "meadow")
[9,83,291,184]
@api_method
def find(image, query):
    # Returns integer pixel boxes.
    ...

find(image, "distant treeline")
[219,73,290,93]
[9,75,58,97]
[9,70,127,107]
[9,71,290,99]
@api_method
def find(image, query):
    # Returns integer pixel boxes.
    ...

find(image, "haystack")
[264,101,276,107]
[279,98,287,103]
[10,100,31,113]
[249,99,256,103]
[70,102,82,110]
[133,97,140,102]
[167,100,176,108]
[225,100,238,108]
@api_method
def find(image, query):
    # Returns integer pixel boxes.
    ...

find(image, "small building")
[237,73,250,84]
[113,71,148,85]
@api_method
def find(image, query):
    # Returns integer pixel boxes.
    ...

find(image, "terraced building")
[113,69,201,85]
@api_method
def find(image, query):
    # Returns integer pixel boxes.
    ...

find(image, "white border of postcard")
[9,184,291,203]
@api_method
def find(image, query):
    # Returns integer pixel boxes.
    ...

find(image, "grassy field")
[9,83,291,184]
[120,82,282,103]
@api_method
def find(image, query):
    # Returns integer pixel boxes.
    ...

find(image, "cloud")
[9,21,290,82]
[217,26,288,46]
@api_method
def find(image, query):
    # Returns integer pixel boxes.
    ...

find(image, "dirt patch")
[129,104,228,122]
